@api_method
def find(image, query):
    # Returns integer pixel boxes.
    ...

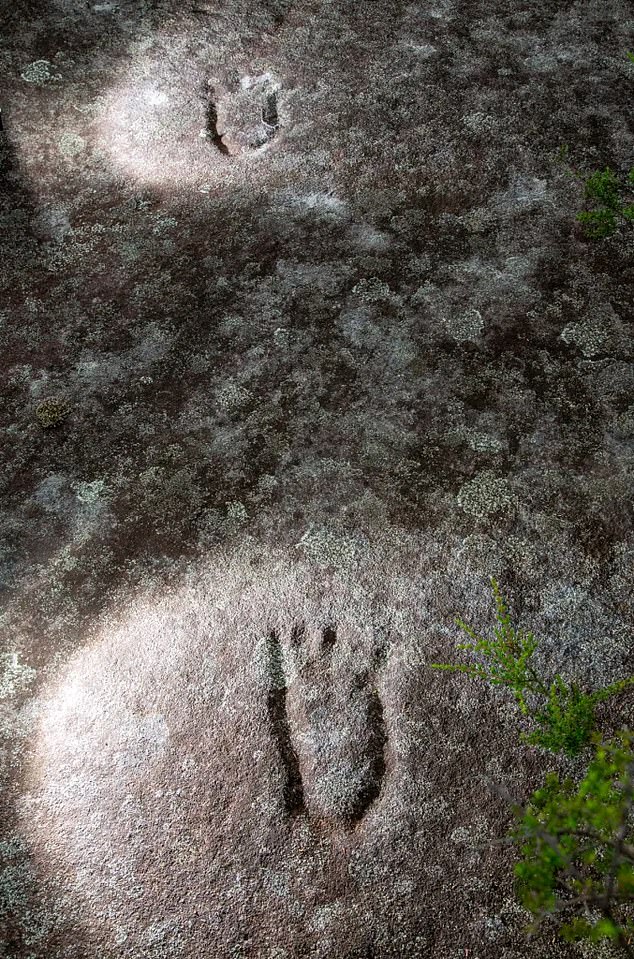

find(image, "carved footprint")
[206,73,280,156]
[266,622,388,825]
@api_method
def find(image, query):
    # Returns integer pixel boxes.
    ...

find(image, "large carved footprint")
[266,622,388,825]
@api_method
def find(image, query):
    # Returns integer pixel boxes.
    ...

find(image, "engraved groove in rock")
[265,630,306,817]
[261,90,279,132]
[340,660,388,825]
[290,621,305,648]
[348,673,387,824]
[370,641,388,671]
[321,625,337,652]
[205,93,229,154]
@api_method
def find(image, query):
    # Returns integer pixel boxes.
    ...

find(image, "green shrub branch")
[430,581,634,952]
[431,578,634,757]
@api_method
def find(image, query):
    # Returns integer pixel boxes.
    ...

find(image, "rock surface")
[1,0,633,956]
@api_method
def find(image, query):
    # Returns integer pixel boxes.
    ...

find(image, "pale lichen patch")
[20,60,61,84]
[444,308,485,343]
[457,472,517,519]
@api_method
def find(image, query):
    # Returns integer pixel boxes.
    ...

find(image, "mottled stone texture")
[0,0,633,956]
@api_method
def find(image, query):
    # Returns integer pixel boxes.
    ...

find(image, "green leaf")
[508,734,634,947]
[584,168,620,209]
[560,917,594,942]
[591,674,634,703]
[439,581,634,951]
[577,208,618,239]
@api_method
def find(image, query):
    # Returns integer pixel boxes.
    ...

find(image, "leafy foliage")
[511,734,634,954]
[584,168,621,209]
[524,678,597,756]
[432,580,540,713]
[434,582,634,953]
[526,677,634,757]
[577,207,619,239]
[576,166,634,239]
[431,579,634,756]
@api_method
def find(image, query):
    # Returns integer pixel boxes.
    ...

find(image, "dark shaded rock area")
[1,0,633,956]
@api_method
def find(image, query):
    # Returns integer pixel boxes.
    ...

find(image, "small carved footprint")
[206,74,280,156]
[265,622,388,825]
